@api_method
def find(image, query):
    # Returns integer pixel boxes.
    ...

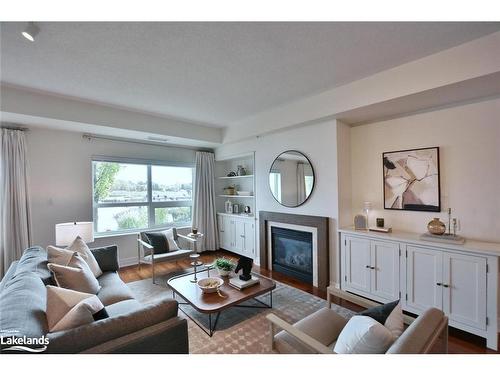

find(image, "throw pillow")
[47,236,103,278]
[384,302,404,339]
[333,316,395,354]
[161,228,180,251]
[143,231,170,254]
[90,245,119,272]
[48,253,101,294]
[357,300,399,325]
[46,285,107,332]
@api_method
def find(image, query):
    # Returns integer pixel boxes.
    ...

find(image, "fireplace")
[271,227,313,283]
[259,211,329,291]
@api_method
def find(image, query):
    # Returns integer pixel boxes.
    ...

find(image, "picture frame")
[383,146,440,212]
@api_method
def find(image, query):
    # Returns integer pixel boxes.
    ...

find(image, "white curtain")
[0,128,32,277]
[297,162,306,204]
[192,151,218,252]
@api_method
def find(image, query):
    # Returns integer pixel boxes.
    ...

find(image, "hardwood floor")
[118,249,499,354]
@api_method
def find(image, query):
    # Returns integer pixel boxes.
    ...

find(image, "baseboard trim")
[119,257,139,268]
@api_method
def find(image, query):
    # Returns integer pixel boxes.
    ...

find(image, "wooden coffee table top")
[167,269,276,314]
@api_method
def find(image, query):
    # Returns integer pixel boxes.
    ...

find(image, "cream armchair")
[267,306,448,354]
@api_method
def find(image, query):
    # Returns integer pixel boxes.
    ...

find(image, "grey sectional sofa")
[0,245,189,354]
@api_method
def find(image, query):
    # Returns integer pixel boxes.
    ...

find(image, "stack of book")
[229,276,260,290]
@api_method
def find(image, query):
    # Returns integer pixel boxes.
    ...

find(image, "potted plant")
[215,258,235,277]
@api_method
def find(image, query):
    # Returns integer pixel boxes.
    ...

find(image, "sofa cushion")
[46,298,179,353]
[91,245,119,272]
[48,253,101,294]
[105,299,143,317]
[97,272,135,306]
[161,228,181,251]
[333,316,395,354]
[0,272,48,339]
[46,285,105,332]
[13,246,53,285]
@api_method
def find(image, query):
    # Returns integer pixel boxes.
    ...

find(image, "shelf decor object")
[383,147,440,212]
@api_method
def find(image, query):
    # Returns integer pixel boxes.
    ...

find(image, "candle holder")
[190,254,203,283]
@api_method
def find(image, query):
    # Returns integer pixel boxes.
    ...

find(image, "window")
[93,159,194,234]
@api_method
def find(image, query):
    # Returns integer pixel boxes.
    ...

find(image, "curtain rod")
[82,133,213,152]
[0,124,30,132]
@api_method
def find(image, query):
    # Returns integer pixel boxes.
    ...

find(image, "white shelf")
[218,175,254,180]
[218,195,254,198]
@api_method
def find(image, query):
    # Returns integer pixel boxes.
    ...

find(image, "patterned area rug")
[127,274,354,354]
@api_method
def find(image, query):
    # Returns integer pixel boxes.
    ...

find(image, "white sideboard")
[339,228,500,350]
[217,213,256,259]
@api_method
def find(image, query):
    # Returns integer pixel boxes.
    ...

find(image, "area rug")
[127,274,354,354]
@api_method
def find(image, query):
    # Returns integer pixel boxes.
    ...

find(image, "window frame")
[92,156,195,236]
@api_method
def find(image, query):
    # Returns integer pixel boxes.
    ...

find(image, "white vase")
[217,268,230,277]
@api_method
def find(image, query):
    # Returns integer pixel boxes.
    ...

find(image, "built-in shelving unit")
[215,152,257,261]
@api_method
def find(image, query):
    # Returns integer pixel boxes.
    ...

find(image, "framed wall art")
[383,146,440,212]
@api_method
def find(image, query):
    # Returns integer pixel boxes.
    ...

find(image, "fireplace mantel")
[259,211,329,290]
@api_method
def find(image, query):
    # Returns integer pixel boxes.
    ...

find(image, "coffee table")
[167,269,276,337]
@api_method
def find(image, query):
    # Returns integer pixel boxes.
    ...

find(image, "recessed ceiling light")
[22,22,39,42]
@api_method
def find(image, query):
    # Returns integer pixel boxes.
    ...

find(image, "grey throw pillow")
[48,253,101,294]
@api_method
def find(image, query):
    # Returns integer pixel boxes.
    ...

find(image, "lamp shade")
[55,222,94,246]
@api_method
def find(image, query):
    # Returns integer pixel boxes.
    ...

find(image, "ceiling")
[1,22,499,127]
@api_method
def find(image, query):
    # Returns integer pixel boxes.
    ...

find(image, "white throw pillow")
[384,302,404,339]
[333,316,395,354]
[46,285,104,332]
[161,228,180,251]
[47,236,103,278]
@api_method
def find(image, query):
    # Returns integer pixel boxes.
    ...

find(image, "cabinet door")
[370,240,400,302]
[221,216,234,250]
[243,221,255,258]
[405,245,443,314]
[217,215,226,248]
[344,236,371,294]
[442,252,487,330]
[234,219,245,254]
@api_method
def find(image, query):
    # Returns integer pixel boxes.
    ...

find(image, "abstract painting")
[383,147,440,212]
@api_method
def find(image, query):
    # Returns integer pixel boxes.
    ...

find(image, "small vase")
[428,218,446,235]
[217,268,231,277]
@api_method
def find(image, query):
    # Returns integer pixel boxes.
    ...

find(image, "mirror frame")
[268,150,316,208]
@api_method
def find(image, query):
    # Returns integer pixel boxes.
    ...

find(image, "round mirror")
[269,150,315,207]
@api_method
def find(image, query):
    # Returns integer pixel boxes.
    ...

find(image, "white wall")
[215,120,340,284]
[350,98,500,243]
[26,128,198,265]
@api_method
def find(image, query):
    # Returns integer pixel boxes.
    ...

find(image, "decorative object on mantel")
[233,204,239,214]
[225,199,233,214]
[363,201,372,226]
[427,217,446,235]
[383,146,440,212]
[244,205,251,215]
[236,165,246,176]
[226,171,237,177]
[237,190,252,196]
[354,214,368,230]
[376,218,384,228]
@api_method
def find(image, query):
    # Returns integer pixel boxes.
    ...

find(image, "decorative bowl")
[197,277,224,294]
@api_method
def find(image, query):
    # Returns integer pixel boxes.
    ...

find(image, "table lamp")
[55,222,94,246]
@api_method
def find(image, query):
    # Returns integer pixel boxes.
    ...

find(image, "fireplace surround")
[259,211,329,290]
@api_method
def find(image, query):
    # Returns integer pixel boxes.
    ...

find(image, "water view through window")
[93,160,193,234]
